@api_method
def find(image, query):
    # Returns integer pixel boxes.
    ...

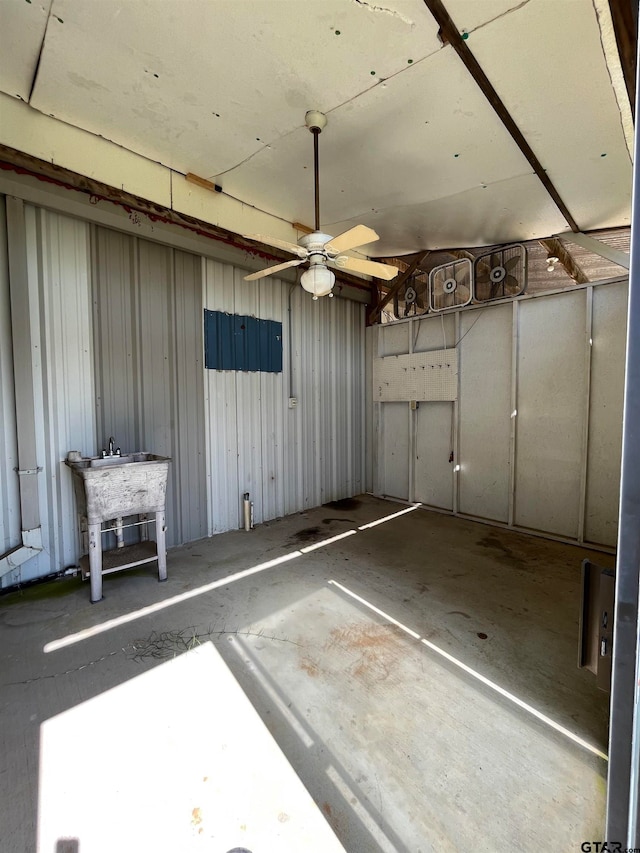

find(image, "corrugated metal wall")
[204,259,365,533]
[24,205,95,583]
[0,198,365,585]
[0,197,21,559]
[92,227,208,548]
[370,280,627,548]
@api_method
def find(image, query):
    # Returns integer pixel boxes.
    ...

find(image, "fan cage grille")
[473,244,527,301]
[428,259,473,312]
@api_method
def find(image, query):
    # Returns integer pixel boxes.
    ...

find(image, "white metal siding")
[0,197,20,557]
[1,200,365,586]
[204,259,365,533]
[92,228,208,548]
[26,205,95,581]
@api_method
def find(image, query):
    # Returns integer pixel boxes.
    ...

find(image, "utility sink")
[65,452,171,523]
[66,450,171,602]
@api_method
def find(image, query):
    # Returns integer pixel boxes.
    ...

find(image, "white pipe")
[243,493,253,531]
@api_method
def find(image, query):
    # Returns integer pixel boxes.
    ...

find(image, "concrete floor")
[0,495,612,852]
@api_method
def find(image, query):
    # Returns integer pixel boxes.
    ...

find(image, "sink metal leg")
[88,522,103,602]
[156,511,167,582]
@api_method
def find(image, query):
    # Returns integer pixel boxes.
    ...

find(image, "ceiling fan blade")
[244,259,303,281]
[324,225,379,255]
[242,233,308,259]
[331,256,399,281]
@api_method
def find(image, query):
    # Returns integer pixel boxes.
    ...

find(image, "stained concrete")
[0,495,612,852]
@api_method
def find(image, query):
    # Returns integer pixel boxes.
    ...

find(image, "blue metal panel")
[204,310,282,373]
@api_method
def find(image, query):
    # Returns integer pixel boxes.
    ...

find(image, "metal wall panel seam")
[407,318,415,504]
[508,300,519,527]
[578,287,594,544]
[373,325,383,497]
[202,256,214,536]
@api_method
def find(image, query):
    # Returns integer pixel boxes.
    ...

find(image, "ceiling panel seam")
[464,0,533,36]
[422,0,580,233]
[207,48,444,183]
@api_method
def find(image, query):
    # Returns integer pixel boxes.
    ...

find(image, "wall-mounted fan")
[395,274,429,318]
[473,245,527,301]
[429,258,473,311]
[242,111,400,299]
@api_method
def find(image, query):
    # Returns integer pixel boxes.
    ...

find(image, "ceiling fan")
[243,110,400,299]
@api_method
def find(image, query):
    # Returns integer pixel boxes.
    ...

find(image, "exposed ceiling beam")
[422,0,580,233]
[559,231,630,269]
[539,238,589,284]
[0,145,372,292]
[608,0,638,119]
[368,251,430,324]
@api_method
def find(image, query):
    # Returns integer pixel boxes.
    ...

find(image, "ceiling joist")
[539,238,589,284]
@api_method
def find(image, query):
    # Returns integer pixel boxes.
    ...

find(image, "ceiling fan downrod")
[305,110,327,233]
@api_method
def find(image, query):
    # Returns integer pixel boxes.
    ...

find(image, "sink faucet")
[100,436,121,458]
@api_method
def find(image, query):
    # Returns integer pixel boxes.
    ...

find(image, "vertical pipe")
[5,197,41,534]
[606,38,640,844]
[88,522,102,603]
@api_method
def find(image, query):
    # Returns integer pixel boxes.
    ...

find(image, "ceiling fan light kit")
[300,263,335,299]
[243,110,400,296]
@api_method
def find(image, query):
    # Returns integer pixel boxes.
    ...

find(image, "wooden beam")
[608,0,638,120]
[292,221,314,235]
[422,0,580,233]
[539,238,589,284]
[186,172,222,193]
[368,251,430,324]
[0,145,377,293]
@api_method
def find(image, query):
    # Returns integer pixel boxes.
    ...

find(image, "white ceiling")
[0,0,633,255]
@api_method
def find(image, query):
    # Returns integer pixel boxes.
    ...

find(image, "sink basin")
[66,452,171,522]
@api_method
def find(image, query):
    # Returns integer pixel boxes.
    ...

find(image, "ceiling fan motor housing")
[305,110,327,133]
